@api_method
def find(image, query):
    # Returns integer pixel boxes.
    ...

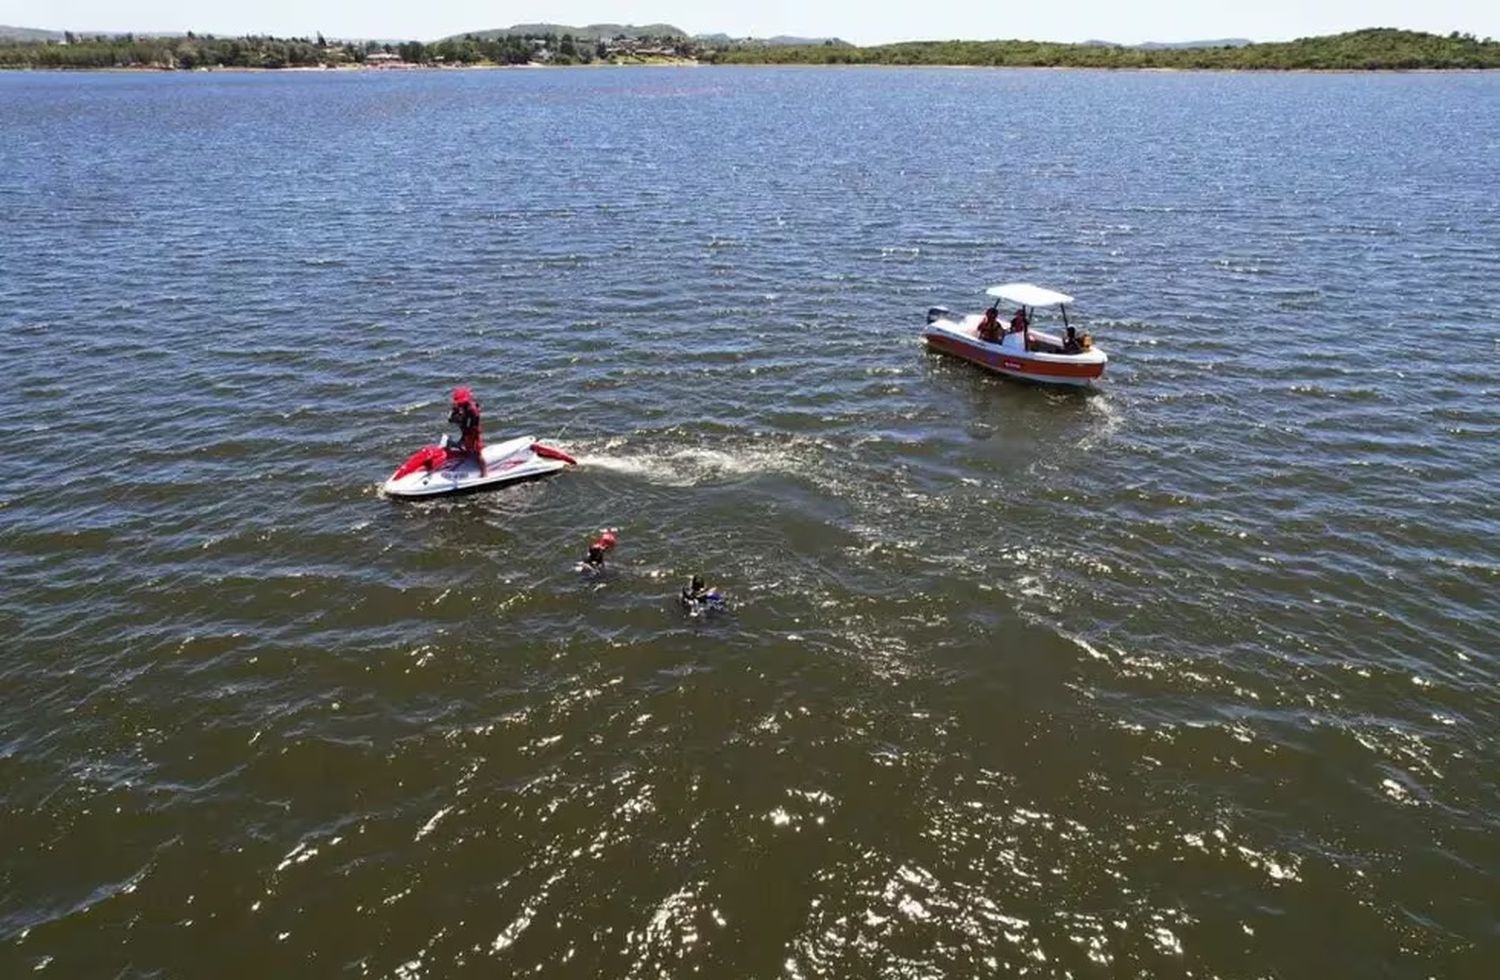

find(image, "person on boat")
[977,307,1002,342]
[1062,326,1082,354]
[449,386,485,477]
[1009,308,1032,351]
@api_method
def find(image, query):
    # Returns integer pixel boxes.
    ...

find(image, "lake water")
[1,66,1497,977]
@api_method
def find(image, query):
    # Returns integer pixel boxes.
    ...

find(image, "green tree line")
[0,29,694,69]
[704,29,1500,70]
[0,32,362,69]
[397,32,624,66]
[5,27,1497,71]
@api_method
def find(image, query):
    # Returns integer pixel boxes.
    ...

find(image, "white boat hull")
[382,435,574,499]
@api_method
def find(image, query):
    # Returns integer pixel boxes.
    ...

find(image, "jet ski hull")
[382,435,575,499]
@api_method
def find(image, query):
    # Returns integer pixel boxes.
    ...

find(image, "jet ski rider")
[449,386,485,477]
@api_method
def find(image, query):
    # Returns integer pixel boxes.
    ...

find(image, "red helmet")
[452,386,473,405]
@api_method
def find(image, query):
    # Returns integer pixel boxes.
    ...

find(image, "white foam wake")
[575,445,794,487]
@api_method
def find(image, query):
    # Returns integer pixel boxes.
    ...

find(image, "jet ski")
[382,434,576,499]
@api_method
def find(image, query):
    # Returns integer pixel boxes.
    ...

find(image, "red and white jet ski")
[382,434,576,499]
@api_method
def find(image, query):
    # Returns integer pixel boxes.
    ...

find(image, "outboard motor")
[926,306,951,325]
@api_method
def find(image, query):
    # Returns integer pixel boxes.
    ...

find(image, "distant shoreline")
[0,60,701,73]
[4,26,1497,73]
[4,62,1497,74]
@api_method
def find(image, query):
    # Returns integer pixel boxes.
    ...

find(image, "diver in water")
[580,528,618,574]
[448,386,485,477]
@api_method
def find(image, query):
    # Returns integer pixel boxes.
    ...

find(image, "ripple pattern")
[1,67,1498,977]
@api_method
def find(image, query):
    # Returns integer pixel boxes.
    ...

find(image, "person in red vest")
[449,386,485,476]
[584,528,619,571]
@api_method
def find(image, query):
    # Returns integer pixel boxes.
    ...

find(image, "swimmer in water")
[579,528,618,573]
[680,574,709,604]
[680,574,726,614]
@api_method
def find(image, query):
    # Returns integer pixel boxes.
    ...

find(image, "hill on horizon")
[1137,37,1251,49]
[449,23,687,42]
[0,24,62,41]
[696,33,849,46]
[446,23,845,46]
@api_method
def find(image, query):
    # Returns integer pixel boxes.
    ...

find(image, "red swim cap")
[452,386,472,404]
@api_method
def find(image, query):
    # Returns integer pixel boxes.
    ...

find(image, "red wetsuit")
[449,391,485,476]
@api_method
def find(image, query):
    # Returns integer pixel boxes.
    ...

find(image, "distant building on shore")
[601,36,681,58]
[364,51,410,69]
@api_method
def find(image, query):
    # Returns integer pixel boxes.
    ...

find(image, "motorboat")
[382,434,576,499]
[923,282,1106,387]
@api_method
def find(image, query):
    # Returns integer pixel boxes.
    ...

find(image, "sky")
[3,0,1497,46]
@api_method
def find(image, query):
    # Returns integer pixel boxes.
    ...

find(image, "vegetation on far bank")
[1,27,1497,71]
[0,31,353,69]
[0,30,691,69]
[705,29,1500,70]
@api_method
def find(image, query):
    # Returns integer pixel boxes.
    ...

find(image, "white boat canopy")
[985,282,1074,307]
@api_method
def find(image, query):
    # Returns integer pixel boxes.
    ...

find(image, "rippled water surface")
[2,67,1498,977]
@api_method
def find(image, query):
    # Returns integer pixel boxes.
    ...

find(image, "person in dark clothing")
[680,575,726,615]
[1062,326,1082,354]
[681,575,709,604]
[449,386,485,477]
